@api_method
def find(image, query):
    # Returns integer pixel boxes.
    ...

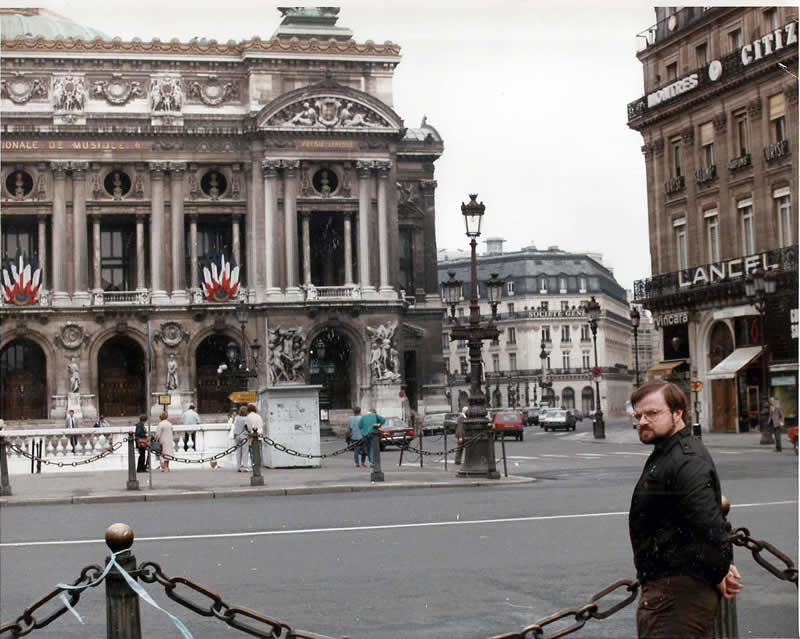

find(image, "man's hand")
[717,564,743,599]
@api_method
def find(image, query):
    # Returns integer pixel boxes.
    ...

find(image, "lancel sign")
[678,252,779,289]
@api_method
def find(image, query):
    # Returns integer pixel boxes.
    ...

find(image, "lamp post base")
[456,431,500,479]
[593,413,606,439]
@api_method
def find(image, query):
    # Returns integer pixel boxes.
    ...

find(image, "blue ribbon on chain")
[55,549,193,638]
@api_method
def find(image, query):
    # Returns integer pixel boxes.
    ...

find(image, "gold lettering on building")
[298,139,355,149]
[3,140,146,152]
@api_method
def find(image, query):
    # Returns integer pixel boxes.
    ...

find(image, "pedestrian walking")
[629,381,742,639]
[454,406,467,465]
[182,404,200,450]
[233,406,250,472]
[769,396,785,438]
[134,414,149,473]
[65,409,79,450]
[359,408,385,466]
[155,412,174,472]
[347,407,365,467]
[246,403,264,470]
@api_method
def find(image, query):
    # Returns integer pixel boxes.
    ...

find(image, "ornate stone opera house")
[0,8,448,424]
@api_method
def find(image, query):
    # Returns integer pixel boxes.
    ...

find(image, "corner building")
[0,8,448,425]
[628,7,798,432]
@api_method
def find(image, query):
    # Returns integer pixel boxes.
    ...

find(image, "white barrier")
[2,424,231,474]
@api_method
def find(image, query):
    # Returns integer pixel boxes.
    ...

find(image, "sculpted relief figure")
[150,77,183,113]
[68,357,81,393]
[268,327,306,384]
[366,321,401,383]
[52,75,86,112]
[166,353,179,391]
[290,102,318,126]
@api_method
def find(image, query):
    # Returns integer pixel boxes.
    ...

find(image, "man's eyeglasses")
[633,409,669,422]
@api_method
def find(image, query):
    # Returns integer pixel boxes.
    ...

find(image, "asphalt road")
[1,419,797,639]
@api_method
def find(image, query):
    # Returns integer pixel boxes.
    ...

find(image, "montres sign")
[678,252,779,289]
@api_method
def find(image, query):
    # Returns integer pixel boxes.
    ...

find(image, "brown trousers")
[637,575,720,639]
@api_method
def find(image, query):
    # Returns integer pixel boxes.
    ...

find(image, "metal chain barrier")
[730,526,799,586]
[6,437,131,468]
[0,564,103,638]
[138,561,349,639]
[154,438,248,465]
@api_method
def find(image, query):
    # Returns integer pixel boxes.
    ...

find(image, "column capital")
[70,161,89,178]
[419,179,438,193]
[51,161,70,178]
[356,160,374,179]
[231,213,244,223]
[282,159,300,177]
[37,212,49,222]
[188,213,199,224]
[342,210,353,220]
[262,159,281,178]
[88,212,103,222]
[168,161,187,174]
[149,161,168,177]
[300,210,311,220]
[135,213,148,223]
[376,161,392,179]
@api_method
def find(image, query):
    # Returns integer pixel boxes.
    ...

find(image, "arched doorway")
[98,336,145,417]
[562,387,575,409]
[708,321,736,432]
[196,334,238,414]
[581,386,595,415]
[309,327,354,410]
[1,339,47,420]
[541,387,556,407]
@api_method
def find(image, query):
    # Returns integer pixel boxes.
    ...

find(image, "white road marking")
[611,452,650,456]
[540,454,569,458]
[1,501,795,549]
[575,453,607,457]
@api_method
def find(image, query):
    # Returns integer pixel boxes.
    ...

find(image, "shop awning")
[646,360,688,377]
[706,346,762,380]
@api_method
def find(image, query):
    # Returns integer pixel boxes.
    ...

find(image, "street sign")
[229,391,257,404]
[158,395,171,406]
[591,366,603,378]
[691,381,704,392]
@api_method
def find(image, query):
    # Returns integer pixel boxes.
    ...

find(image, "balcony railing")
[304,285,361,301]
[92,289,151,306]
[765,140,790,162]
[665,175,685,194]
[633,245,798,302]
[695,165,716,185]
[728,154,751,171]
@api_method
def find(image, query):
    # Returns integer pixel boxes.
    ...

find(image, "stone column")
[418,179,440,303]
[71,162,90,304]
[37,214,47,291]
[231,214,242,267]
[343,211,354,286]
[376,161,394,298]
[283,160,302,300]
[149,162,168,304]
[356,161,375,297]
[301,211,312,286]
[91,215,101,293]
[169,162,188,303]
[135,214,146,290]
[50,161,69,305]
[262,159,280,298]
[188,215,199,291]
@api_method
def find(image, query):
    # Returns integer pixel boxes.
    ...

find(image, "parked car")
[523,406,543,426]
[492,410,525,441]
[541,408,577,432]
[422,412,459,435]
[378,417,416,450]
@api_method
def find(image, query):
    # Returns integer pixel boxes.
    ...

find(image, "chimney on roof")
[484,237,505,255]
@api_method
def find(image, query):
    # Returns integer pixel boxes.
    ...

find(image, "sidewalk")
[574,426,786,449]
[0,440,534,507]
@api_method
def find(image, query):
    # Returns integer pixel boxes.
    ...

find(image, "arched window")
[562,387,575,409]
[581,386,595,414]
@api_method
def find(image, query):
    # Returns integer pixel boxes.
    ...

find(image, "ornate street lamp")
[630,306,641,387]
[744,267,779,450]
[219,301,262,387]
[440,194,500,479]
[539,344,551,406]
[584,296,605,439]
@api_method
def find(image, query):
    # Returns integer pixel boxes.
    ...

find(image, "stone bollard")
[126,437,139,491]
[250,432,264,487]
[370,427,384,482]
[105,523,142,639]
[0,436,11,496]
[713,496,739,639]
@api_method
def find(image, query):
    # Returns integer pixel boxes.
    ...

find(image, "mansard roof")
[255,77,404,134]
[0,8,108,42]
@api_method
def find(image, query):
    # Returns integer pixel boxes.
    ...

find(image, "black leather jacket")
[629,427,732,587]
[134,421,147,439]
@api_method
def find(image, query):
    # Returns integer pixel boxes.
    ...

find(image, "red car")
[378,417,416,451]
[493,411,524,441]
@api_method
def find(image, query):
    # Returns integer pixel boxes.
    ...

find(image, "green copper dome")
[0,8,109,41]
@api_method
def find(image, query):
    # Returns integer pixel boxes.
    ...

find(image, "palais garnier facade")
[0,7,449,425]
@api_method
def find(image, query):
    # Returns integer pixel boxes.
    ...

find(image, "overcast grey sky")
[28,1,659,292]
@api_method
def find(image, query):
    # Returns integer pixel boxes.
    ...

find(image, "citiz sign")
[740,22,798,66]
[678,252,779,288]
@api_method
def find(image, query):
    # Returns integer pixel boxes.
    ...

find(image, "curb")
[0,476,535,507]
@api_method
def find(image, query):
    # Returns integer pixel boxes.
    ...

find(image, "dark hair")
[159,412,169,421]
[353,406,361,415]
[188,404,195,410]
[631,381,687,416]
[139,415,147,422]
[247,403,257,413]
[239,406,248,416]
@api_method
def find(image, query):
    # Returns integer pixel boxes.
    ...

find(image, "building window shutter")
[769,93,785,121]
[700,122,714,146]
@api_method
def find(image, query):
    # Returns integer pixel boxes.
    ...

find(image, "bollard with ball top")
[105,523,142,639]
[713,495,738,639]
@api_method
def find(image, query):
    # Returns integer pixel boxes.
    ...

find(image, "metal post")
[713,498,739,639]
[126,436,139,491]
[758,305,773,445]
[0,437,12,496]
[443,427,448,471]
[398,436,405,467]
[500,436,508,477]
[419,430,423,468]
[250,433,264,486]
[104,523,142,639]
[692,389,703,438]
[36,440,42,473]
[370,427,384,482]
[633,325,641,387]
[146,320,153,489]
[591,321,605,439]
